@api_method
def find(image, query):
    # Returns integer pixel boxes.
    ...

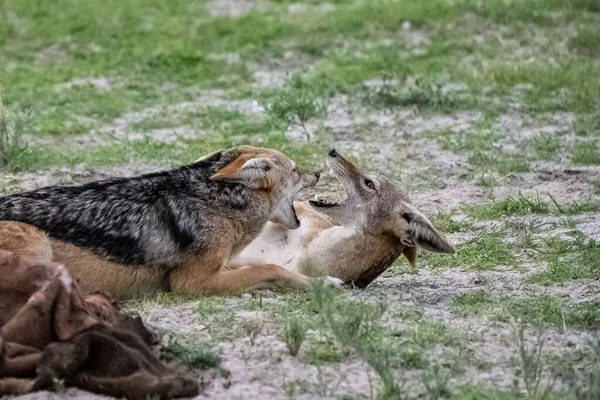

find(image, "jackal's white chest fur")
[231,219,354,276]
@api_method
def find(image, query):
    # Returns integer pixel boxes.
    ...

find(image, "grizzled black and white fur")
[0,146,323,296]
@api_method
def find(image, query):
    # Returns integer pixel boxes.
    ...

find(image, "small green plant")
[464,192,551,219]
[262,74,328,141]
[284,315,308,356]
[421,349,464,399]
[423,231,516,270]
[243,319,264,346]
[530,233,600,284]
[571,143,600,165]
[569,26,600,57]
[512,322,554,400]
[0,91,30,169]
[363,77,472,113]
[162,336,220,370]
[311,281,404,399]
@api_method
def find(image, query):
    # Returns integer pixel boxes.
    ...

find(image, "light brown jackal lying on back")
[230,149,456,288]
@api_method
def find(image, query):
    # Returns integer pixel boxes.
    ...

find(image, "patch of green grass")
[0,103,327,172]
[571,143,600,165]
[530,233,600,284]
[512,323,555,400]
[575,111,600,137]
[468,152,531,174]
[361,78,476,113]
[558,199,600,214]
[283,315,308,357]
[305,334,346,365]
[502,295,600,329]
[453,291,600,329]
[123,291,198,309]
[454,384,523,400]
[435,128,534,174]
[391,307,462,369]
[452,290,495,315]
[261,74,328,140]
[569,26,600,57]
[311,282,404,399]
[0,93,30,169]
[423,232,516,270]
[162,336,221,370]
[465,193,552,219]
[463,194,600,220]
[430,211,469,234]
[529,135,561,161]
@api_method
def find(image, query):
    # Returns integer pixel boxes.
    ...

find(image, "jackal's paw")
[324,276,345,287]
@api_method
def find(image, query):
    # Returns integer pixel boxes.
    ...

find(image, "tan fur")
[0,222,52,263]
[0,147,325,297]
[232,150,455,288]
[52,240,167,295]
[210,153,254,180]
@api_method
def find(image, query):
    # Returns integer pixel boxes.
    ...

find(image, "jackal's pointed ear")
[395,204,455,255]
[211,155,274,189]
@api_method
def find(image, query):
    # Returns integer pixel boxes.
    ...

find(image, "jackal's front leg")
[168,261,311,296]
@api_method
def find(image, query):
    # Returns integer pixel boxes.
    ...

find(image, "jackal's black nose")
[328,149,337,157]
[315,171,321,179]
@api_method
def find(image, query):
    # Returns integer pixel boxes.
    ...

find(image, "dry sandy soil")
[2,0,600,399]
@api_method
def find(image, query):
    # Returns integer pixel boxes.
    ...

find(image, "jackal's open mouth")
[309,199,340,208]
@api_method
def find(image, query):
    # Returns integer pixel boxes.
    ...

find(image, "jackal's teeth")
[313,194,320,201]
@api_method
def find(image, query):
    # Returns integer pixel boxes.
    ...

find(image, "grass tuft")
[311,281,404,399]
[424,232,516,270]
[362,78,474,113]
[571,143,600,165]
[530,233,600,284]
[453,291,600,329]
[261,74,328,141]
[0,92,31,170]
[283,315,308,357]
[512,323,554,400]
[162,336,221,370]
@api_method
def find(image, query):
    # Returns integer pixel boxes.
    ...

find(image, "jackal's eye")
[364,179,375,190]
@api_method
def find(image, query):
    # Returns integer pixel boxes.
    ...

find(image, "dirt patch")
[55,77,111,92]
[200,336,371,399]
[27,90,265,149]
[0,163,165,194]
[287,2,336,15]
[209,0,266,17]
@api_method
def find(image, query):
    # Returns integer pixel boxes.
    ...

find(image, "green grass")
[571,143,600,165]
[454,384,523,400]
[569,25,600,57]
[430,211,470,234]
[464,193,552,219]
[2,1,600,396]
[361,78,476,113]
[464,194,600,220]
[423,232,517,270]
[453,291,600,329]
[305,334,346,365]
[0,103,328,172]
[283,315,308,357]
[530,234,600,284]
[529,135,561,161]
[162,336,221,369]
[2,0,600,146]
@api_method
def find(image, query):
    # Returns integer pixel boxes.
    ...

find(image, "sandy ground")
[6,82,598,399]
